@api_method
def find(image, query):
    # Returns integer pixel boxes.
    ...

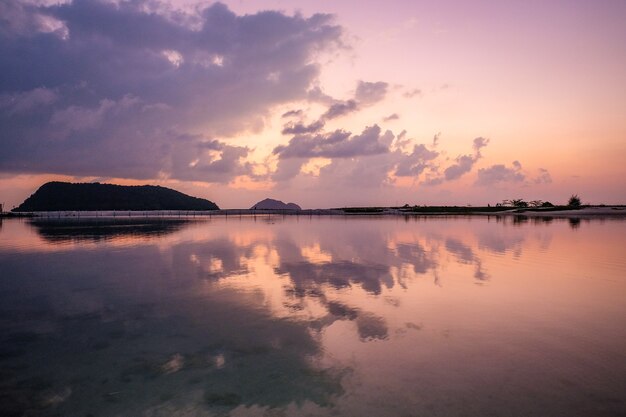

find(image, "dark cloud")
[0,0,343,182]
[166,133,254,182]
[383,113,399,122]
[274,120,399,183]
[426,137,489,182]
[274,125,392,159]
[309,80,388,123]
[444,154,478,180]
[272,126,402,187]
[321,99,358,120]
[281,109,303,118]
[475,161,525,186]
[278,79,388,141]
[354,81,388,105]
[281,119,325,135]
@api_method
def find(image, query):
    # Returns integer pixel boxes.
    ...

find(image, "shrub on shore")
[568,194,581,207]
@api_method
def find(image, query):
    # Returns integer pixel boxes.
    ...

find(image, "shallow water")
[0,215,625,416]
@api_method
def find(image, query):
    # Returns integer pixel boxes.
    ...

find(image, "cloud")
[403,88,422,98]
[432,132,441,147]
[444,154,477,180]
[273,125,399,186]
[303,132,441,189]
[163,133,255,183]
[0,0,68,39]
[281,109,303,118]
[395,144,439,177]
[472,137,489,155]
[275,79,389,146]
[426,136,490,182]
[383,113,399,122]
[306,86,335,105]
[281,119,325,135]
[475,163,552,187]
[475,162,525,186]
[0,87,58,114]
[422,177,444,186]
[354,81,388,105]
[274,125,392,159]
[272,158,307,182]
[534,168,552,184]
[0,0,343,182]
[317,152,397,189]
[311,80,389,122]
[50,95,140,132]
[320,99,358,120]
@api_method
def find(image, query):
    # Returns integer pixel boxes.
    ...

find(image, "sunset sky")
[1,0,625,209]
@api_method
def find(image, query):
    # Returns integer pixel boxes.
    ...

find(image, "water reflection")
[0,216,625,416]
[30,218,190,243]
[569,217,581,229]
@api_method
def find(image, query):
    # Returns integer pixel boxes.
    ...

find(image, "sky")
[1,0,625,209]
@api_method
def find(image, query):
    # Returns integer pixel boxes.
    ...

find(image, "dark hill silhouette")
[250,198,301,210]
[13,182,219,211]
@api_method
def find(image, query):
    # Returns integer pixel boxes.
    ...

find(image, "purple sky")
[1,0,625,208]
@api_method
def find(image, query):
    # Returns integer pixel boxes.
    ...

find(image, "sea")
[0,214,625,416]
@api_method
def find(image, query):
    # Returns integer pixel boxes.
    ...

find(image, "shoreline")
[3,206,625,219]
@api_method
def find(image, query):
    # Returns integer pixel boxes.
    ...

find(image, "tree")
[510,199,528,208]
[568,194,581,207]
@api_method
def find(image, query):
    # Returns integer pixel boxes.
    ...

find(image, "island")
[250,198,301,210]
[12,182,219,212]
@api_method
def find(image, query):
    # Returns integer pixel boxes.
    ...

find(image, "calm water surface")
[0,215,625,416]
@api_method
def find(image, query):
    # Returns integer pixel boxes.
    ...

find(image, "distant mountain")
[250,198,301,210]
[13,182,219,211]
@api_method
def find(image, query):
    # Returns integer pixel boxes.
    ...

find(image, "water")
[0,215,625,416]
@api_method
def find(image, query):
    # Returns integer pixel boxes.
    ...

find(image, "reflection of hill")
[30,218,190,243]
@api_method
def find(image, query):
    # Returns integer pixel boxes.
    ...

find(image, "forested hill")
[13,182,219,211]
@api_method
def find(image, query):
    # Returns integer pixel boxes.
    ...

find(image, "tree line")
[496,194,581,208]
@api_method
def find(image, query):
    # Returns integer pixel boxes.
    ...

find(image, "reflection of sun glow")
[301,243,332,264]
